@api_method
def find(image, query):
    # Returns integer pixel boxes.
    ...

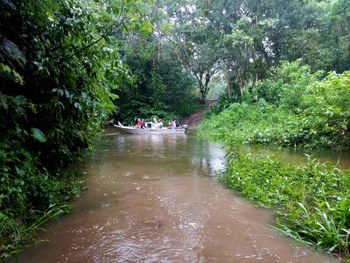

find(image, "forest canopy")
[1,0,350,260]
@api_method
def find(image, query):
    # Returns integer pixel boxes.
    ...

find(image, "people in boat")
[171,119,176,129]
[135,118,142,128]
[157,119,163,129]
[140,119,146,129]
[151,117,163,129]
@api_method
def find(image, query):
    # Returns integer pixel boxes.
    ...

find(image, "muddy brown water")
[12,130,341,263]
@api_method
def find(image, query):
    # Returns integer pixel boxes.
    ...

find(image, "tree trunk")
[238,68,244,99]
[239,79,244,98]
[196,72,211,102]
[225,60,233,98]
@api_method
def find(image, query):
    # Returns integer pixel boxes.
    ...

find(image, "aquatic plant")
[223,153,350,259]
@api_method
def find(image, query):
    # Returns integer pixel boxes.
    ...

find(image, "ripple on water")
[11,134,339,263]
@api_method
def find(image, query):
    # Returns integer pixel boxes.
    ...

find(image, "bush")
[199,61,350,150]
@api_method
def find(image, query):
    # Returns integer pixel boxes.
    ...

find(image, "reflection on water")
[12,129,338,263]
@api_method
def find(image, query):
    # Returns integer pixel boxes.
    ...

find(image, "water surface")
[13,130,338,262]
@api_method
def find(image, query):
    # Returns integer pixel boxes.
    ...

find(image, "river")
[12,129,341,262]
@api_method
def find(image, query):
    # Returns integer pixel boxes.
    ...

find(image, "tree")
[163,0,221,101]
[198,0,279,98]
[0,0,153,259]
[176,37,221,101]
[328,0,350,72]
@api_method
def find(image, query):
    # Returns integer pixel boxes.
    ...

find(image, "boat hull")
[113,124,187,134]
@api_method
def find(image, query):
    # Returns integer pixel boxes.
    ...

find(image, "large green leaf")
[30,128,47,143]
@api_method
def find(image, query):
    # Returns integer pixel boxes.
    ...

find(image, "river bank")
[197,102,350,262]
[181,109,207,129]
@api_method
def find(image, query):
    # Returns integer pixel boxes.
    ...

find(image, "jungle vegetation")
[198,61,350,259]
[1,0,350,261]
[195,0,350,260]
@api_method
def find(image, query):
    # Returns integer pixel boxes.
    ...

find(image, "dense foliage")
[198,61,350,259]
[157,0,350,100]
[1,0,350,261]
[115,37,203,124]
[0,0,151,260]
[199,61,350,151]
[116,0,350,123]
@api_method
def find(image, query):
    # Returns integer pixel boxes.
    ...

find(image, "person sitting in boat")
[151,117,158,128]
[140,119,146,129]
[157,119,163,129]
[135,118,142,128]
[171,119,176,129]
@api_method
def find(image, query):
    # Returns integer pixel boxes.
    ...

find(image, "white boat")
[113,122,188,134]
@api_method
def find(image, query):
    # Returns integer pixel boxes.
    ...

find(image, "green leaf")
[14,95,27,106]
[30,128,47,143]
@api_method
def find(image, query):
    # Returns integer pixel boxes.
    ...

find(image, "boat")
[113,122,188,134]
